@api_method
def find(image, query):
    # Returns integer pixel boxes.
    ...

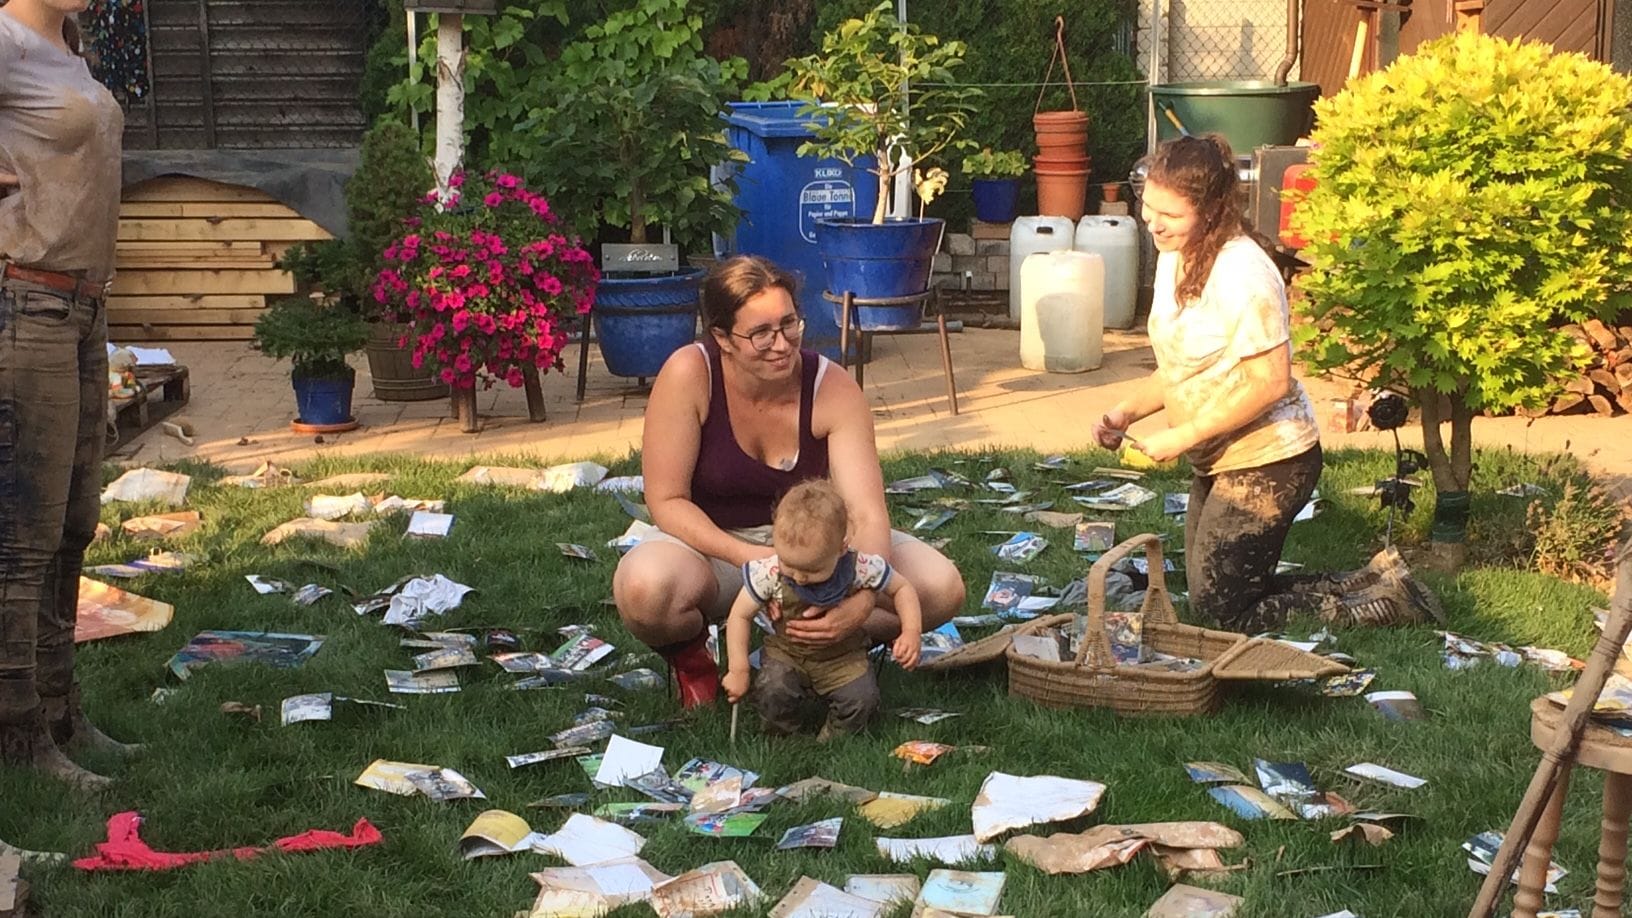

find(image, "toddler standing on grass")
[722,480,921,739]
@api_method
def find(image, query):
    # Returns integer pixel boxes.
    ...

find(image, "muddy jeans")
[753,656,879,736]
[1185,444,1324,633]
[0,279,107,728]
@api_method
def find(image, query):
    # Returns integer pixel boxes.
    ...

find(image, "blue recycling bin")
[723,101,881,359]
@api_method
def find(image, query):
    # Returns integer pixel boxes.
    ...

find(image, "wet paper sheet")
[532,814,646,867]
[101,468,191,506]
[917,870,1006,916]
[74,578,174,643]
[261,517,378,549]
[843,875,920,906]
[858,792,949,829]
[971,772,1107,842]
[875,835,997,865]
[526,857,672,916]
[1005,822,1244,875]
[768,876,883,918]
[1145,883,1243,918]
[594,736,665,788]
[459,809,542,859]
[122,511,202,541]
[648,860,761,918]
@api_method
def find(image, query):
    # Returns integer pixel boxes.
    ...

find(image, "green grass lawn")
[5,446,1617,917]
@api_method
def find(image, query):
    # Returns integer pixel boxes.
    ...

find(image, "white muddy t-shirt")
[1147,235,1319,476]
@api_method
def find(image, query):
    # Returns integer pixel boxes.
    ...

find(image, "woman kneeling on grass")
[612,255,965,709]
[1092,135,1441,632]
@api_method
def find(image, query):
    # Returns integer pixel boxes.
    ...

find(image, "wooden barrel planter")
[364,322,448,401]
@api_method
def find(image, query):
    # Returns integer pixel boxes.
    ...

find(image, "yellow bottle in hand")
[1121,443,1177,471]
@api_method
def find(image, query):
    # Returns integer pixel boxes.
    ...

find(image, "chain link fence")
[1135,0,1297,83]
[115,0,379,150]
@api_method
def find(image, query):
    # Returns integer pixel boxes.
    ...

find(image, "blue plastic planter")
[594,268,703,378]
[722,102,881,359]
[971,178,1020,224]
[292,369,355,426]
[816,217,944,330]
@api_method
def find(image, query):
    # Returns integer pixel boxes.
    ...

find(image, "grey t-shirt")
[0,13,123,284]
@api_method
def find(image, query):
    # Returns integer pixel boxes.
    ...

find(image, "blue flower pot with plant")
[963,148,1028,224]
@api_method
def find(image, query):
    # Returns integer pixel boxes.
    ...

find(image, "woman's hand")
[1092,408,1133,450]
[782,589,874,647]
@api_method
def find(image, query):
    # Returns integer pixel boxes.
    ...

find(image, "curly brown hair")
[1140,134,1259,305]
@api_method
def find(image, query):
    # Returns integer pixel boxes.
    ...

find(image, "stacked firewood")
[1522,318,1632,417]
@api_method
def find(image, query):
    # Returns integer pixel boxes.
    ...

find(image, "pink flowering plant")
[372,171,599,391]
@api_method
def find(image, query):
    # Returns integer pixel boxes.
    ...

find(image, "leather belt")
[2,264,108,301]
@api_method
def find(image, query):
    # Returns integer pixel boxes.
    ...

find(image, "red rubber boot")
[661,631,719,709]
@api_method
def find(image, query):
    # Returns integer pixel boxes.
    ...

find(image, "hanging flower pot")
[1032,17,1089,160]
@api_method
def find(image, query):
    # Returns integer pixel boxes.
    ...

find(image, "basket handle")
[1075,532,1172,669]
[1035,16,1080,115]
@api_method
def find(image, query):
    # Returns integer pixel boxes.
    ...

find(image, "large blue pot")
[594,268,704,378]
[971,178,1020,224]
[292,368,355,426]
[816,217,944,330]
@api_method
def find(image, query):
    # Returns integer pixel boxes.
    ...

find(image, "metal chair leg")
[575,311,591,403]
[937,311,958,416]
[839,292,853,371]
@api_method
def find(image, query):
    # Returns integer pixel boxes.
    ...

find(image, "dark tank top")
[689,342,830,529]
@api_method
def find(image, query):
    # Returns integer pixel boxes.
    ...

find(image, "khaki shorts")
[635,525,922,623]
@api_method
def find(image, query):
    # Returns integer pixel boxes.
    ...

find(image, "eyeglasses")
[731,316,805,352]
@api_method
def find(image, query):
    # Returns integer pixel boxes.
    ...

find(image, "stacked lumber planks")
[109,177,332,342]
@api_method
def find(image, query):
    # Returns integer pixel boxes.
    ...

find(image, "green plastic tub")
[1151,80,1320,153]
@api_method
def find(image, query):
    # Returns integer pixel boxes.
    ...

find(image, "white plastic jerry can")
[1074,215,1140,329]
[1020,250,1105,374]
[1007,215,1077,319]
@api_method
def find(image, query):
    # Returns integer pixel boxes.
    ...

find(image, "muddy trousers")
[1184,444,1325,633]
[0,280,107,731]
[753,657,879,737]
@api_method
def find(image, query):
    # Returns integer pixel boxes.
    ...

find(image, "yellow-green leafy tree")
[1292,31,1632,569]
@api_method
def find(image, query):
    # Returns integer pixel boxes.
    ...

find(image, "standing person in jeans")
[613,255,965,708]
[1093,135,1440,632]
[0,0,139,808]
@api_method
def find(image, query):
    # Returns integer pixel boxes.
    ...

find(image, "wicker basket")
[1006,533,1349,716]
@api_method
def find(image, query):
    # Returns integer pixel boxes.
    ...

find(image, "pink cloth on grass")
[73,811,383,872]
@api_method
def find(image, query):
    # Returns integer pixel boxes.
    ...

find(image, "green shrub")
[1292,31,1632,567]
[346,119,435,307]
[253,297,370,380]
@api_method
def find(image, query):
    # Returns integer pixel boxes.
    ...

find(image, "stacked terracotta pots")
[1034,110,1090,221]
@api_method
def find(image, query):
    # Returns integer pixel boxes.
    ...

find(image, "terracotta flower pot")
[1035,154,1092,222]
[1034,110,1089,155]
[1101,182,1122,203]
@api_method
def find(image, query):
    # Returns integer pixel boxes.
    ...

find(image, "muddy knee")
[823,672,879,734]
[752,659,811,734]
